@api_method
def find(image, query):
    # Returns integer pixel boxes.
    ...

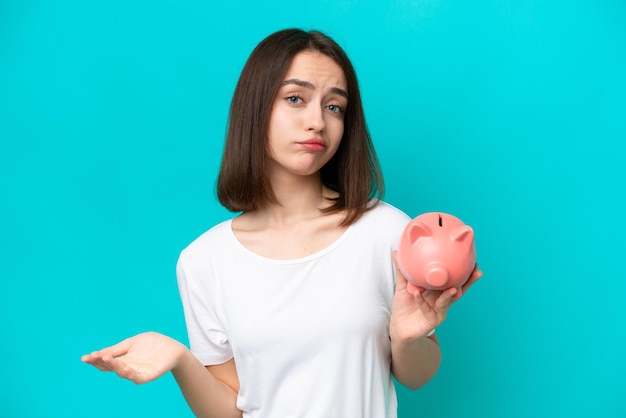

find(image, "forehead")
[283,51,347,89]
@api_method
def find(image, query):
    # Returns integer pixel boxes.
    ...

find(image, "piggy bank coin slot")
[438,214,443,227]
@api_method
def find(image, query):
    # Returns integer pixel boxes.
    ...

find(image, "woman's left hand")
[389,251,483,342]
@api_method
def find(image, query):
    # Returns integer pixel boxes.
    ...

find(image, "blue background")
[1,1,625,417]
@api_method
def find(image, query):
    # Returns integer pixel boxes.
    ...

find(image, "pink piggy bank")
[397,212,476,292]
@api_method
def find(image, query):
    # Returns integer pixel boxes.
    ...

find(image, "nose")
[305,103,325,133]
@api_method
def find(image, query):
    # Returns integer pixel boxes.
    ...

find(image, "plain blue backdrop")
[1,1,625,417]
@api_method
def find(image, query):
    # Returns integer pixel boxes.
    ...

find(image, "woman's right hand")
[81,331,187,384]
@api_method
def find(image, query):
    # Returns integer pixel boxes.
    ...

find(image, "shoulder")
[178,219,234,268]
[362,200,412,227]
[351,200,412,242]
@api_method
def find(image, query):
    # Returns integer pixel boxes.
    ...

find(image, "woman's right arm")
[82,332,241,418]
[174,352,241,417]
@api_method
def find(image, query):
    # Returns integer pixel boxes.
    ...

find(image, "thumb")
[392,251,409,292]
[393,250,423,295]
[98,337,134,359]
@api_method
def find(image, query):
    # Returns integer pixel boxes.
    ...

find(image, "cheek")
[326,134,343,159]
[266,113,289,148]
[268,110,294,137]
[327,119,344,154]
[327,116,344,139]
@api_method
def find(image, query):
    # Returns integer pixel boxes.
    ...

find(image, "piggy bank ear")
[408,221,432,245]
[451,226,474,247]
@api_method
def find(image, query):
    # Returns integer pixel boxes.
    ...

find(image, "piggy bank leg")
[407,281,427,293]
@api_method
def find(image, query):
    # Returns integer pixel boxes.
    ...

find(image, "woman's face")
[266,50,348,180]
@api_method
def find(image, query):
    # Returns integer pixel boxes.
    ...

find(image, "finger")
[98,338,133,359]
[412,288,439,318]
[82,337,132,364]
[82,352,114,372]
[462,266,483,294]
[101,354,138,381]
[448,267,482,305]
[436,287,458,310]
[412,290,447,329]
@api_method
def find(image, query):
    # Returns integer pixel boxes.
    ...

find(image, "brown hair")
[217,28,384,226]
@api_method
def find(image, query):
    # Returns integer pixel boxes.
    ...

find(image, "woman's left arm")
[389,252,483,390]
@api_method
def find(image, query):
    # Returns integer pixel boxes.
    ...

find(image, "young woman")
[82,28,482,418]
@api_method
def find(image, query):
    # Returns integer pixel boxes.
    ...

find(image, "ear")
[451,225,474,247]
[408,221,432,245]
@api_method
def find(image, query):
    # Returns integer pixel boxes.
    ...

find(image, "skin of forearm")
[171,349,241,418]
[390,334,442,390]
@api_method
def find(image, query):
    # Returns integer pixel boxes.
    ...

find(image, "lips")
[299,138,326,146]
[298,138,327,152]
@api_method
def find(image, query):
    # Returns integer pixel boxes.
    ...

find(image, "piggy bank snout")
[424,263,449,287]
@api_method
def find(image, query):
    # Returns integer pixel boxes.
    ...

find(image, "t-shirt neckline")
[226,218,356,265]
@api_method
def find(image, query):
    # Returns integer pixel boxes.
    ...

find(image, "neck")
[255,173,336,226]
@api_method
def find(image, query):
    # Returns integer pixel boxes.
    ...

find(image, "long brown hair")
[217,29,384,226]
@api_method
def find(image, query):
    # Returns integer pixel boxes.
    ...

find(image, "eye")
[327,104,345,114]
[286,95,303,104]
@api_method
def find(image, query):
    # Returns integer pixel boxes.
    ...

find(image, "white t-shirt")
[176,201,411,418]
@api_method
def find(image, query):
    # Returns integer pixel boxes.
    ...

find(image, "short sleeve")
[176,253,233,365]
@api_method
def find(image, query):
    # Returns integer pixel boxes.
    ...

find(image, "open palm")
[81,331,186,384]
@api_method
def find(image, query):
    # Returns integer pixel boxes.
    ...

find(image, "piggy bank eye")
[438,215,443,227]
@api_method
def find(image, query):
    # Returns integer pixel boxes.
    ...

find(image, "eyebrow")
[281,78,348,99]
